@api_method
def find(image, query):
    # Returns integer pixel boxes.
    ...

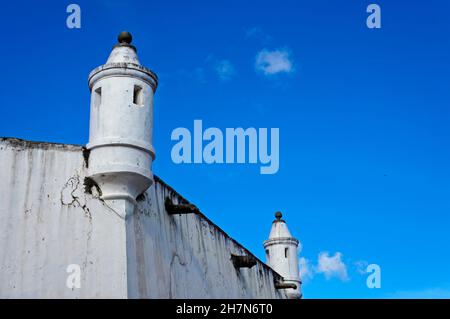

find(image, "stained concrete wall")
[0,138,286,299]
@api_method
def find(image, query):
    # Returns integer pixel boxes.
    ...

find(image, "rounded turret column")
[86,32,158,216]
[263,212,302,299]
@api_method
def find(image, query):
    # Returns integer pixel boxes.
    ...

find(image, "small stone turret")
[86,31,158,218]
[263,212,302,299]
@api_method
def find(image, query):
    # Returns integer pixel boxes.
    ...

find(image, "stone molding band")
[87,138,156,160]
[263,237,299,248]
[88,63,158,91]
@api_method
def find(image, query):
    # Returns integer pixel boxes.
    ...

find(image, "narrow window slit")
[94,87,102,107]
[133,85,143,106]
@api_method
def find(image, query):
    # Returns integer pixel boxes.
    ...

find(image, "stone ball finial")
[275,211,282,220]
[118,31,132,44]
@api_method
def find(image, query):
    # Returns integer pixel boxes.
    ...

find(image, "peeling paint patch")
[136,193,145,202]
[61,174,92,219]
[82,148,90,168]
[83,177,102,197]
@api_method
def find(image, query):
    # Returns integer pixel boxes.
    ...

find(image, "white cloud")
[255,48,294,75]
[215,60,236,81]
[299,257,314,282]
[298,252,349,283]
[317,252,349,281]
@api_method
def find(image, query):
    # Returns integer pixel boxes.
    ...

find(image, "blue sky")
[1,0,449,298]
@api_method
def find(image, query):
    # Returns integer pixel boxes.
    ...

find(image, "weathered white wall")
[127,178,285,298]
[0,138,286,299]
[0,138,129,298]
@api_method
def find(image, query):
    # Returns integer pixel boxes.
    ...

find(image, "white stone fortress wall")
[0,138,287,298]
